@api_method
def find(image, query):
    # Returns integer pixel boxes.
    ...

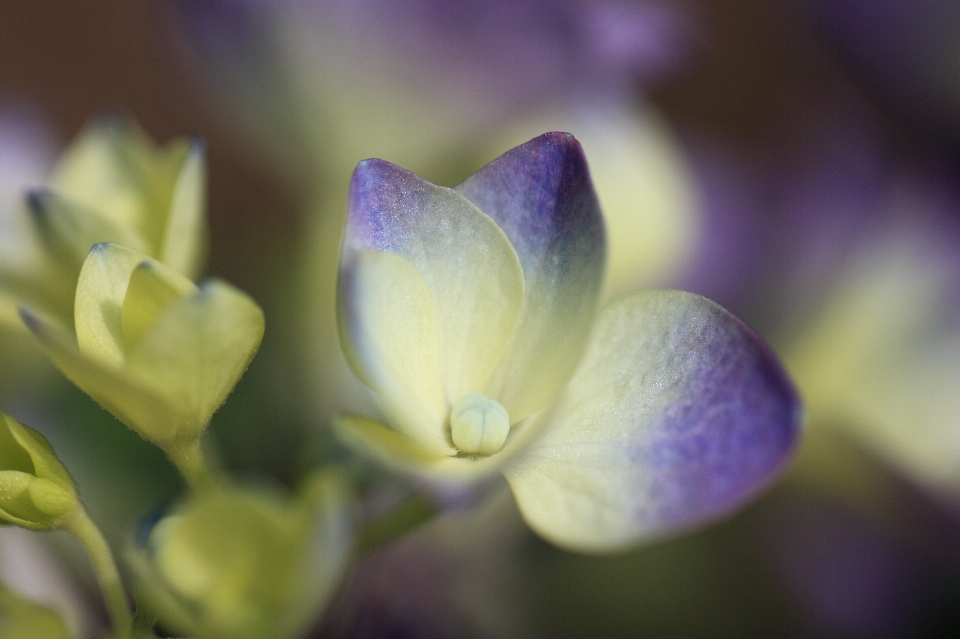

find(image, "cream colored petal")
[505,291,800,552]
[456,133,605,422]
[74,243,195,367]
[343,159,525,407]
[19,307,178,445]
[25,190,146,273]
[125,278,265,444]
[48,118,145,233]
[159,141,207,279]
[121,261,196,349]
[338,251,449,454]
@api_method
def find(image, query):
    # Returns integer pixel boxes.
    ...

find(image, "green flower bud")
[450,394,510,456]
[0,413,78,530]
[131,474,351,639]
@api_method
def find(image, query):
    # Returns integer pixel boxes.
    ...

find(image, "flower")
[19,243,263,466]
[334,133,801,552]
[130,473,351,639]
[1,116,207,331]
[38,116,207,280]
[0,412,78,532]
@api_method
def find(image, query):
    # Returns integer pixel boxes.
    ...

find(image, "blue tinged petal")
[456,132,606,421]
[341,159,524,408]
[505,290,801,552]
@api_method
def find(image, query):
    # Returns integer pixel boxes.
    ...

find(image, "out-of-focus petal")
[74,243,192,368]
[505,290,801,552]
[160,140,208,279]
[22,244,263,447]
[337,250,448,454]
[456,132,605,421]
[18,308,176,444]
[125,278,264,444]
[342,159,524,407]
[784,231,960,490]
[25,191,146,272]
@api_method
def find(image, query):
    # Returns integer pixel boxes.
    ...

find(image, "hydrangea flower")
[19,243,264,484]
[131,474,351,639]
[1,116,207,331]
[334,133,801,551]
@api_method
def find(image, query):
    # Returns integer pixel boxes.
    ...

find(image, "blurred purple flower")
[676,106,960,495]
[169,0,696,172]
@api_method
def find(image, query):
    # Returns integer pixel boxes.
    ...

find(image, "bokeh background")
[2,1,960,637]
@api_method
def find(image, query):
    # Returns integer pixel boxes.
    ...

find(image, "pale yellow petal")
[338,251,449,454]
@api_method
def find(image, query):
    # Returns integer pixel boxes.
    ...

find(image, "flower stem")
[166,439,216,492]
[64,508,133,639]
[354,496,436,555]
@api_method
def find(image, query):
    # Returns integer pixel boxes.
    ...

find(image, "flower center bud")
[450,394,510,456]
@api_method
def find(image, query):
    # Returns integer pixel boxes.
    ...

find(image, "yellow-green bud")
[450,394,510,456]
[0,413,78,530]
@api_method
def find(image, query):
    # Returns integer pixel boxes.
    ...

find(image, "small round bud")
[27,478,78,517]
[450,394,510,456]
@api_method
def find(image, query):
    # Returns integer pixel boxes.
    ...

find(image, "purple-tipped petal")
[456,133,606,421]
[340,159,524,413]
[504,290,801,552]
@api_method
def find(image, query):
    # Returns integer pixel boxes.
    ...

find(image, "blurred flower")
[20,244,263,476]
[172,0,694,173]
[132,473,351,639]
[781,173,960,493]
[0,117,207,331]
[672,112,960,499]
[334,133,801,551]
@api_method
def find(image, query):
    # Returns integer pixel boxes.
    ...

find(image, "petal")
[338,251,449,454]
[20,307,179,444]
[74,243,195,368]
[159,140,207,279]
[121,261,195,349]
[25,190,147,272]
[343,159,524,407]
[456,133,606,421]
[48,117,148,233]
[125,278,265,443]
[504,290,801,552]
[22,277,263,447]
